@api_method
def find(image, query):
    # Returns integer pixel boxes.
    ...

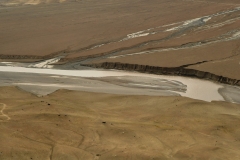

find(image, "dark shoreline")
[84,62,240,87]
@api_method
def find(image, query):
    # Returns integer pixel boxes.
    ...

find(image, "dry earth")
[0,86,240,160]
[1,1,240,159]
[1,0,240,79]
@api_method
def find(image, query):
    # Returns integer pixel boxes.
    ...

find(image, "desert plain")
[0,0,240,159]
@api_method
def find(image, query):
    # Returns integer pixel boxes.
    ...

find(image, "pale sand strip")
[0,103,10,121]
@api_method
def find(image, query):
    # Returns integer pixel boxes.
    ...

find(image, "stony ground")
[0,86,240,160]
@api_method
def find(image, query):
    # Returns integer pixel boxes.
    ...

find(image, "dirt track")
[0,103,10,121]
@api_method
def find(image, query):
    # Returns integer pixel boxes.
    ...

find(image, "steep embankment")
[85,62,240,86]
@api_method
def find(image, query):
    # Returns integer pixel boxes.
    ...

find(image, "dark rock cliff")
[84,62,240,86]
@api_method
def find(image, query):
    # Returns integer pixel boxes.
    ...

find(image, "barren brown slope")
[0,86,240,160]
[0,0,237,59]
[1,0,239,80]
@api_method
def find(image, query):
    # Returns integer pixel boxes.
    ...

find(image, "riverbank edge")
[83,62,240,87]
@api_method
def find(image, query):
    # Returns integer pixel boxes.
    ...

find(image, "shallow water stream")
[0,65,239,103]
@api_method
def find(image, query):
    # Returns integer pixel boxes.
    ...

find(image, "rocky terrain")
[0,86,240,160]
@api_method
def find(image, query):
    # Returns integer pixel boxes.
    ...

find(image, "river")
[0,65,239,103]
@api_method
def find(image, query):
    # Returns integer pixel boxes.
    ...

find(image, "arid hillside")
[0,86,240,159]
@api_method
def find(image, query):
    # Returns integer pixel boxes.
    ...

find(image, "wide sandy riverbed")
[0,65,239,103]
